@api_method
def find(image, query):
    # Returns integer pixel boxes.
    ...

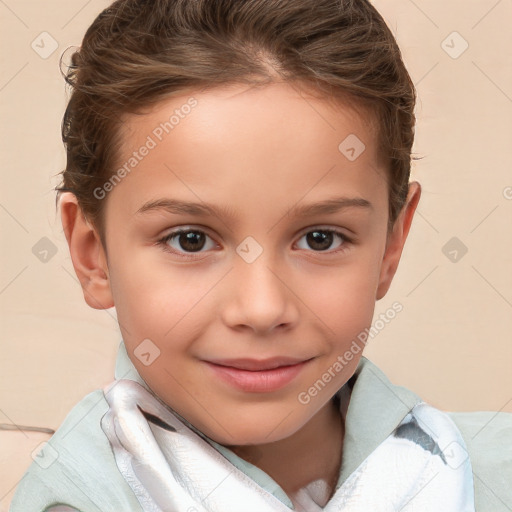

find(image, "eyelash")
[156,227,354,260]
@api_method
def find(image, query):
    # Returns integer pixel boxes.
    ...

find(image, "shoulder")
[448,410,512,511]
[9,389,142,512]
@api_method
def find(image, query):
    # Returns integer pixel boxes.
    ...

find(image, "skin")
[60,81,420,502]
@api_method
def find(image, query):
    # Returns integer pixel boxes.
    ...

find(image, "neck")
[230,394,347,503]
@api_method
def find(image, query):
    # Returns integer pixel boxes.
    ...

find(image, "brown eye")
[306,231,334,251]
[296,229,350,253]
[159,228,216,256]
[175,231,206,252]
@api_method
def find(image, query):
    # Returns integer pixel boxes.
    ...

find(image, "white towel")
[101,379,475,512]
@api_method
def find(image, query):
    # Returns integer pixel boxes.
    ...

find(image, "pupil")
[180,231,205,252]
[307,231,332,251]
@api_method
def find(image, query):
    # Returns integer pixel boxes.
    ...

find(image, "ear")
[59,192,114,310]
[376,181,421,300]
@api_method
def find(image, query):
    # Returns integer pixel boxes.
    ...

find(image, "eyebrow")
[134,196,372,220]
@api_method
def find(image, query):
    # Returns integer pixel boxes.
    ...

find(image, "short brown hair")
[56,0,418,248]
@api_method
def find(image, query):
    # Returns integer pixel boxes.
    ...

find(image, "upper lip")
[205,357,312,371]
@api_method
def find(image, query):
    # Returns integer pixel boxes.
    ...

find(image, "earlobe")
[59,192,114,310]
[376,182,421,300]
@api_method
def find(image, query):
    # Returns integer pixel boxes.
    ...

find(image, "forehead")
[120,81,378,156]
[106,82,388,222]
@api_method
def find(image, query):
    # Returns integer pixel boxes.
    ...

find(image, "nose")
[220,250,300,335]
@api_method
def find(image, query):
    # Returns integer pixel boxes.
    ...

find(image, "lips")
[206,357,310,371]
[203,357,313,393]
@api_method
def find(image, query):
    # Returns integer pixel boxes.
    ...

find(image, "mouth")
[203,357,313,393]
[206,356,311,371]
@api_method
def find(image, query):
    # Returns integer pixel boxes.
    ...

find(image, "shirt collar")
[335,355,422,487]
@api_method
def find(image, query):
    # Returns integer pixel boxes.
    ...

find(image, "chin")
[199,413,308,448]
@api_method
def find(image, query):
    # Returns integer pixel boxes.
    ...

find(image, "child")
[10,0,511,510]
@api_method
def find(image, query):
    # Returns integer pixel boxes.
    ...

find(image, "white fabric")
[100,379,476,512]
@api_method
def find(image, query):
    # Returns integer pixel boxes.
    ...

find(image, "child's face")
[74,82,419,445]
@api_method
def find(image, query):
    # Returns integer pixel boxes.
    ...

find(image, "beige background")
[1,0,511,508]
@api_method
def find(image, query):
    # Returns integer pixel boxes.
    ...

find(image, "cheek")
[109,250,215,336]
[308,253,383,323]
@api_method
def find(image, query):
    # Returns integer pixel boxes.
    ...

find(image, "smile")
[203,358,313,393]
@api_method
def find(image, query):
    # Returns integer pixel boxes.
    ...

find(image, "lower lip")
[204,360,310,393]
